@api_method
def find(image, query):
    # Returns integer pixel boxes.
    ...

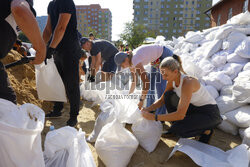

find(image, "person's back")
[48,0,78,50]
[91,39,118,62]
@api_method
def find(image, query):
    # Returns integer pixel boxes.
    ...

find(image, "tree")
[81,27,101,39]
[18,32,30,43]
[119,22,149,49]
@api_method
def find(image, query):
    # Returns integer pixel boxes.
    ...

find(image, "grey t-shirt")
[90,40,119,61]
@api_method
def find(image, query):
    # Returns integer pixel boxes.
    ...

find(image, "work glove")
[87,74,95,82]
[45,47,56,64]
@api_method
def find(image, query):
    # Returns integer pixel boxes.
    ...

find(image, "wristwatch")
[155,114,158,121]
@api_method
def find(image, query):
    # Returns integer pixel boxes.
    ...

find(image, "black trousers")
[53,48,80,118]
[0,21,17,104]
[164,90,222,138]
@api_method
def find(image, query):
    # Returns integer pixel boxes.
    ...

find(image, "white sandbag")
[168,138,250,167]
[222,63,244,80]
[80,81,106,104]
[204,40,223,58]
[243,62,250,71]
[216,95,244,115]
[185,31,204,43]
[232,81,250,103]
[132,117,162,153]
[215,26,235,40]
[205,85,219,99]
[203,72,232,91]
[241,127,250,146]
[211,51,227,67]
[234,27,250,35]
[87,101,115,143]
[227,11,250,25]
[227,53,250,64]
[217,115,238,135]
[0,99,45,167]
[198,59,216,76]
[234,70,250,83]
[226,31,247,54]
[225,106,250,128]
[109,96,141,124]
[220,85,233,96]
[35,58,67,102]
[182,58,204,79]
[95,119,139,167]
[235,37,250,58]
[44,126,96,167]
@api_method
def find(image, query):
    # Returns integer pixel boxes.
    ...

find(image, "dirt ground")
[3,50,242,167]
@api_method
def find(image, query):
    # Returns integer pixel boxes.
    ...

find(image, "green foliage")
[119,22,160,49]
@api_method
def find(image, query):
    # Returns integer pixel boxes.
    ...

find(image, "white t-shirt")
[132,44,163,67]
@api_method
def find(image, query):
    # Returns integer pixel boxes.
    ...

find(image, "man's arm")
[49,13,71,48]
[11,0,46,64]
[43,15,52,44]
[91,52,102,76]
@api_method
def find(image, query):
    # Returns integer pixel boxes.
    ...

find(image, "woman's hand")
[141,107,150,112]
[141,110,155,120]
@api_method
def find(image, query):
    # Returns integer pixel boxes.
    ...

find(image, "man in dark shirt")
[43,0,81,127]
[0,0,46,104]
[80,38,119,82]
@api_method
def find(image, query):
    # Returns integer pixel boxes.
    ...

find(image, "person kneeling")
[141,55,222,144]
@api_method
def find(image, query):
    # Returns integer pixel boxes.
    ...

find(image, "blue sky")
[34,0,220,40]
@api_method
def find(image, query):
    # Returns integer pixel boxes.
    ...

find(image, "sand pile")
[1,50,53,111]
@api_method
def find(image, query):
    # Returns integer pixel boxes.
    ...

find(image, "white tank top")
[173,74,216,106]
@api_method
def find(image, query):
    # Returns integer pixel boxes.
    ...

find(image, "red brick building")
[205,0,250,27]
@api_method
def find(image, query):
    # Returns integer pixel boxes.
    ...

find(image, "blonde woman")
[141,55,222,143]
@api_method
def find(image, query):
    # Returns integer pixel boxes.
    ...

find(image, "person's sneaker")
[66,117,77,127]
[199,129,214,144]
[45,111,62,118]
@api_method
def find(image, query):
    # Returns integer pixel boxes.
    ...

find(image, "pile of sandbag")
[158,11,250,145]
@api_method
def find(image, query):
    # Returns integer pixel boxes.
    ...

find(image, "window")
[165,30,168,33]
[175,4,178,8]
[179,17,183,20]
[179,23,182,26]
[190,20,193,24]
[160,17,163,21]
[173,17,177,20]
[144,5,148,8]
[173,23,177,27]
[167,5,170,8]
[166,17,169,21]
[184,26,186,30]
[205,23,210,27]
[166,11,170,14]
[186,1,188,5]
[180,4,184,8]
[197,4,201,8]
[174,11,178,14]
[185,14,188,17]
[166,23,169,27]
[195,23,200,27]
[144,0,149,2]
[161,5,164,8]
[150,8,153,11]
[191,14,194,17]
[180,11,183,14]
[184,20,187,24]
[178,29,182,33]
[135,0,140,2]
[150,2,153,5]
[243,0,249,12]
[228,8,233,20]
[192,1,195,5]
[196,17,200,20]
[144,11,148,15]
[173,29,176,33]
[205,17,210,20]
[160,29,163,33]
[217,14,221,26]
[196,10,201,14]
